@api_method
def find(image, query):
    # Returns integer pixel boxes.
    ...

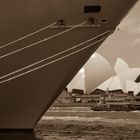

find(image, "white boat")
[0,0,137,131]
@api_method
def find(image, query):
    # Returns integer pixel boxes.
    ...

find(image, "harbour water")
[0,107,140,140]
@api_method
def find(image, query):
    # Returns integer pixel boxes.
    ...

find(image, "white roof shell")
[84,53,115,93]
[134,83,140,96]
[67,68,86,93]
[118,68,140,91]
[126,80,137,92]
[98,76,123,91]
[68,53,114,94]
[114,57,130,75]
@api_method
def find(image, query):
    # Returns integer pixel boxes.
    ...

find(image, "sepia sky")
[97,1,140,68]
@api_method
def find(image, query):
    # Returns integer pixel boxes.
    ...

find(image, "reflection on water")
[0,132,40,140]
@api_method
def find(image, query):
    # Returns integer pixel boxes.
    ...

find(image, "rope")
[0,21,86,59]
[0,30,110,80]
[0,37,106,84]
[0,22,56,50]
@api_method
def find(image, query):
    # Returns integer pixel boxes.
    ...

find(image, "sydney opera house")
[54,53,140,108]
[67,53,140,96]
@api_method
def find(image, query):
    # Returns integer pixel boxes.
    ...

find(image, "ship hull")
[0,0,137,129]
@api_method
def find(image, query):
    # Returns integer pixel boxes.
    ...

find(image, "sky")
[97,1,140,68]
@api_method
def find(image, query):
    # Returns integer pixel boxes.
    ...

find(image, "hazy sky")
[97,1,140,68]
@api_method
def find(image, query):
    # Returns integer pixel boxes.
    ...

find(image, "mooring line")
[0,37,106,84]
[0,21,86,59]
[0,30,110,80]
[0,22,56,50]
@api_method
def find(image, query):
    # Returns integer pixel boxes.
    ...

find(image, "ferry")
[91,93,140,111]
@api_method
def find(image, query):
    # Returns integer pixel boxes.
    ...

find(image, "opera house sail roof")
[84,53,115,93]
[68,55,140,95]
